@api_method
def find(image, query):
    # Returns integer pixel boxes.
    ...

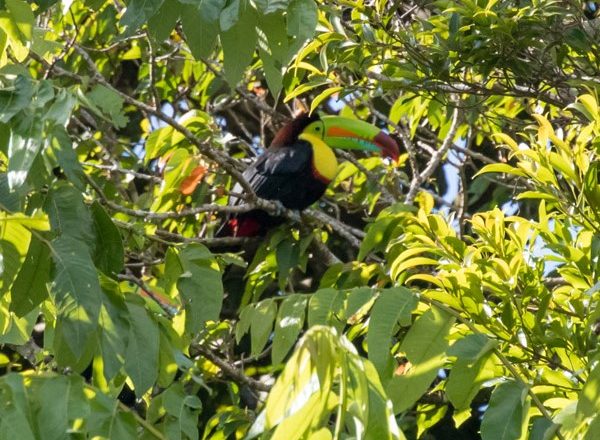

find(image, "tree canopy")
[0,0,599,439]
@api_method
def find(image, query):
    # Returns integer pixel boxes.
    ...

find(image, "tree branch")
[405,104,462,204]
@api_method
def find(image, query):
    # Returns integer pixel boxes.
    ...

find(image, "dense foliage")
[0,0,599,439]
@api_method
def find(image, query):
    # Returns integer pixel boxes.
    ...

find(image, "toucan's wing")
[244,142,313,203]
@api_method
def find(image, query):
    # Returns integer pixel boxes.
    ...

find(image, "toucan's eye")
[315,126,321,131]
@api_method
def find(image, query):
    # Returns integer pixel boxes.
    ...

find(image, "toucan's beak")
[320,116,400,162]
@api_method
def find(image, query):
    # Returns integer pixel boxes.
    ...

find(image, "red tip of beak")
[374,131,400,162]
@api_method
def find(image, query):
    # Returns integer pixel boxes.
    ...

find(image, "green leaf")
[448,333,497,362]
[388,306,455,412]
[276,238,299,290]
[251,299,277,357]
[221,2,257,86]
[578,363,600,418]
[219,0,240,31]
[310,86,342,114]
[91,201,124,277]
[51,236,102,365]
[0,75,34,123]
[254,0,289,14]
[177,244,223,333]
[480,381,527,440]
[84,85,129,129]
[0,374,36,440]
[46,89,77,126]
[162,382,202,439]
[307,288,341,327]
[367,287,417,377]
[120,0,164,36]
[7,112,43,190]
[46,183,95,244]
[272,294,307,364]
[286,0,318,54]
[0,239,22,292]
[30,376,71,440]
[10,234,50,316]
[181,3,220,59]
[475,163,525,177]
[98,275,130,380]
[2,0,34,45]
[124,299,159,397]
[147,0,181,41]
[446,351,495,410]
[236,303,254,343]
[50,126,85,190]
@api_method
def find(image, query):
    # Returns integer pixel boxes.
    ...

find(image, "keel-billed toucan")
[225,113,400,237]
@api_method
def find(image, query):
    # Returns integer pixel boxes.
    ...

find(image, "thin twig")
[405,104,462,204]
[194,345,271,392]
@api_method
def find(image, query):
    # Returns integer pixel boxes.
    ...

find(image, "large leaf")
[51,236,103,366]
[257,12,288,97]
[50,126,85,190]
[98,275,130,381]
[251,299,277,357]
[90,201,124,277]
[46,183,95,245]
[0,75,33,123]
[286,0,317,54]
[578,363,600,418]
[7,112,42,190]
[388,306,455,413]
[0,374,36,440]
[480,381,527,440]
[272,294,307,364]
[367,287,417,378]
[10,234,50,316]
[177,244,223,334]
[120,0,164,36]
[220,1,257,86]
[124,299,159,397]
[307,288,341,327]
[181,2,220,59]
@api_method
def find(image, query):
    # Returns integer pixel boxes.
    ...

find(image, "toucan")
[224,113,400,237]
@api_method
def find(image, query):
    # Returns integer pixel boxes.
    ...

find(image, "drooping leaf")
[7,112,42,190]
[50,126,85,190]
[46,183,95,245]
[367,287,417,378]
[251,299,277,357]
[10,234,50,316]
[181,3,220,59]
[388,306,455,413]
[480,381,527,440]
[90,201,124,277]
[177,244,223,334]
[578,363,600,418]
[51,236,103,366]
[272,294,307,364]
[98,275,130,381]
[120,0,165,36]
[124,299,159,397]
[221,2,257,86]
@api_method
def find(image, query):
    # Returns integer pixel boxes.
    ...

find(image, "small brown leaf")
[180,165,207,195]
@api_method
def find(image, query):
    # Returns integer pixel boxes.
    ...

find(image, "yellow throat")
[299,133,338,182]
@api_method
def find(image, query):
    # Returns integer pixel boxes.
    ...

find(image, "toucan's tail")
[217,210,284,237]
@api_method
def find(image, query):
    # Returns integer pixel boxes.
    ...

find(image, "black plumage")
[243,140,327,210]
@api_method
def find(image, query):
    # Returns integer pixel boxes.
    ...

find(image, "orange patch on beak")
[327,126,362,138]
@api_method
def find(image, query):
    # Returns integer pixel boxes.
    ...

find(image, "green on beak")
[319,116,400,161]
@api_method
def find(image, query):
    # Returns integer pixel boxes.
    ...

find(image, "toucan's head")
[270,113,400,162]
